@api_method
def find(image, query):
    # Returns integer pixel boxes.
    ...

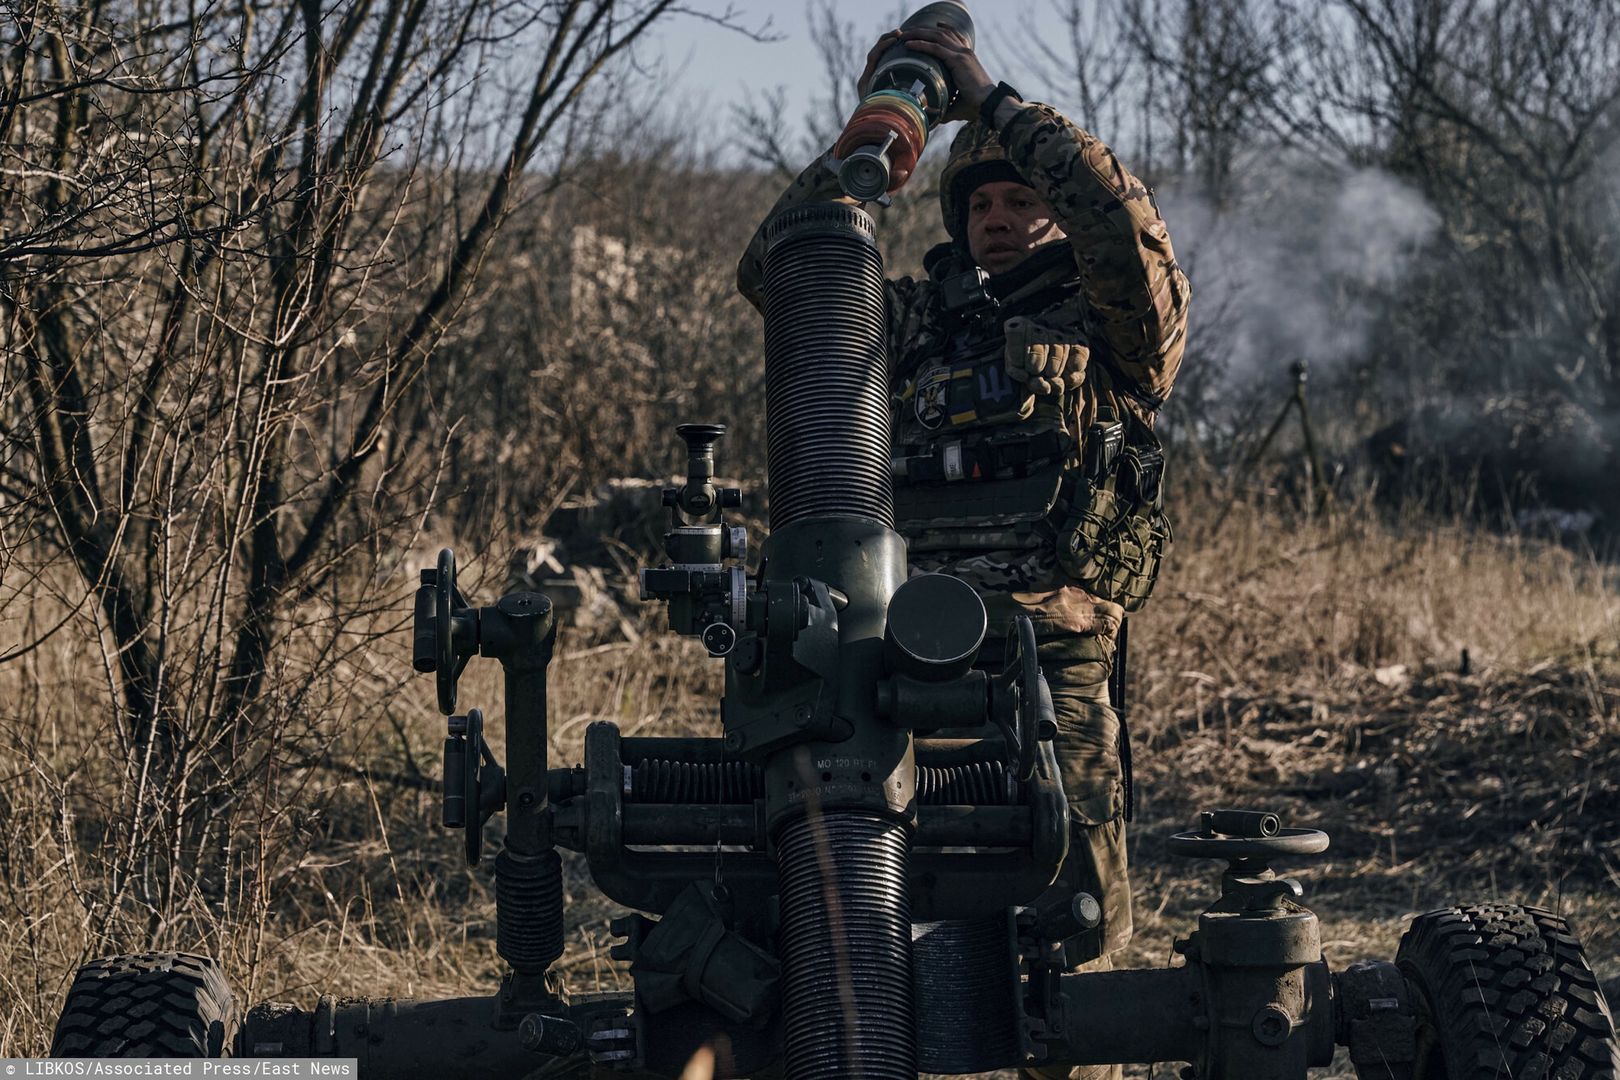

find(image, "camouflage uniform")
[739,102,1189,1080]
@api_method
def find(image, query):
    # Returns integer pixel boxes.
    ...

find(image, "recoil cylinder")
[624,759,765,803]
[762,204,894,531]
[916,760,1017,805]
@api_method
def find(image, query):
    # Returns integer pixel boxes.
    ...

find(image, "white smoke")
[1156,159,1441,384]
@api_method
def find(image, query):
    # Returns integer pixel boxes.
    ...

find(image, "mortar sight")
[640,424,750,655]
[664,423,740,522]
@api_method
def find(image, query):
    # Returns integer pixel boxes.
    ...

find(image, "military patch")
[909,358,1029,432]
[912,364,955,430]
[976,362,1018,412]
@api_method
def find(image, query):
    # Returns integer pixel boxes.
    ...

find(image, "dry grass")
[1113,490,1620,1077]
[1,489,1616,1072]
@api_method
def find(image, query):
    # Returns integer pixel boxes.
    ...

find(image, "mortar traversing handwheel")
[1168,811,1330,907]
[433,548,478,715]
[1168,827,1331,863]
[444,708,506,865]
[991,614,1048,783]
[409,546,477,714]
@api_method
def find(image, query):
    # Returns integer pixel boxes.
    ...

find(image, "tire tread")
[1397,903,1619,1079]
[50,952,235,1058]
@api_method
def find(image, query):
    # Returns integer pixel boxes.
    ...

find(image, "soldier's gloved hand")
[1003,317,1090,397]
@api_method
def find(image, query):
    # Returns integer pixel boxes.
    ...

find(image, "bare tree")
[730,0,863,178]
[1117,0,1302,209]
[1008,0,1141,146]
[1065,0,1620,488]
[1307,0,1620,407]
[0,0,733,931]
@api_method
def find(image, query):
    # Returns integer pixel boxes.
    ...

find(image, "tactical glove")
[1003,316,1090,397]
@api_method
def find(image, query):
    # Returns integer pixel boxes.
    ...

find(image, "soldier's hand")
[1004,317,1089,397]
[897,26,995,122]
[857,30,904,98]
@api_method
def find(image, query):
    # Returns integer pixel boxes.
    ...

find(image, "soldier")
[738,24,1189,1080]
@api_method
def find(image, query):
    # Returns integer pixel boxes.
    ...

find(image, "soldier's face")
[966,181,1068,275]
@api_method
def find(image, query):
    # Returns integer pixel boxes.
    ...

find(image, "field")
[5,0,1619,1073]
[2,486,1616,1077]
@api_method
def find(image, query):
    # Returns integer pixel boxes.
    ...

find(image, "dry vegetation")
[2,484,1616,1071]
[1116,493,1620,1076]
[4,0,1620,1073]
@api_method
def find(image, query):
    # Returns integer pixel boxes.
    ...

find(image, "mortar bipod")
[411,547,566,1019]
[411,546,558,847]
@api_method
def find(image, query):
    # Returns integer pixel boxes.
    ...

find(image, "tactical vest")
[889,265,1083,554]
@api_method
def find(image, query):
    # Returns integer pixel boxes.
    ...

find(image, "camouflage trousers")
[983,632,1131,1080]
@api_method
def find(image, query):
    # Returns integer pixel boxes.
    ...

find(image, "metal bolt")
[1074,892,1102,930]
[1251,1004,1293,1046]
[724,732,743,751]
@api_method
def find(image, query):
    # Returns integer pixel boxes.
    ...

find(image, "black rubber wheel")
[51,952,237,1057]
[1397,904,1619,1079]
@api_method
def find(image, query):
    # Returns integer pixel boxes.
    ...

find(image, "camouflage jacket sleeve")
[736,152,930,374]
[737,151,846,312]
[996,102,1190,408]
